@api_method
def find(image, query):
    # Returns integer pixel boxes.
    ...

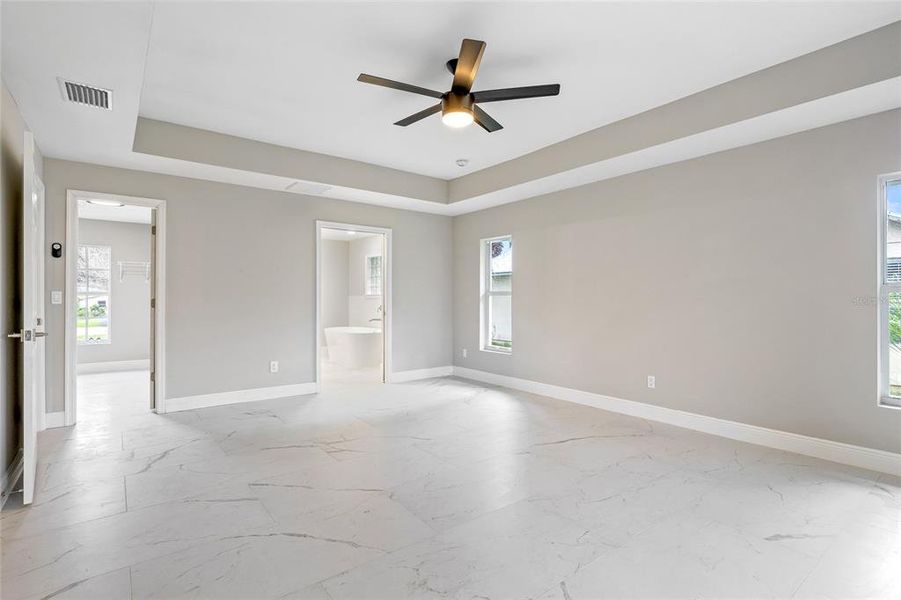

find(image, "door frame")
[315,220,392,387]
[65,190,167,422]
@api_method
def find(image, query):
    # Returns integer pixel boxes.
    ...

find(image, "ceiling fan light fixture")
[442,110,473,128]
[441,94,474,128]
[358,38,559,133]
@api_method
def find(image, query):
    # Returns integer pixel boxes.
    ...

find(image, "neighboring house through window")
[481,235,512,352]
[77,244,111,344]
[880,176,901,406]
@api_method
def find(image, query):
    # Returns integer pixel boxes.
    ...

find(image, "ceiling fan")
[357,38,560,132]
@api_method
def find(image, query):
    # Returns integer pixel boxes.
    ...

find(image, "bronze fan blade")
[452,39,486,94]
[394,104,442,126]
[473,105,502,132]
[357,74,444,99]
[471,84,560,103]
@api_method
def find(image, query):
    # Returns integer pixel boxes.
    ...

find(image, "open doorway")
[65,191,166,424]
[316,221,391,386]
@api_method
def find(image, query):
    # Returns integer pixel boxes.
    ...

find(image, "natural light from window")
[483,236,512,352]
[882,178,901,405]
[365,254,382,296]
[77,244,111,344]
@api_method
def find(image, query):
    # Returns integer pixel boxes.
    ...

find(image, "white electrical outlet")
[462,348,468,358]
[269,361,279,373]
[51,290,63,305]
[647,375,656,389]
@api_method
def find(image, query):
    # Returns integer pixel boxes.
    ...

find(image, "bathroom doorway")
[316,221,391,386]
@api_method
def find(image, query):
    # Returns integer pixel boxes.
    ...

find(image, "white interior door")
[17,132,45,505]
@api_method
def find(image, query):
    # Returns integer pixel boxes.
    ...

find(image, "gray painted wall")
[453,109,901,454]
[77,219,151,365]
[42,159,453,409]
[1,81,44,478]
[348,236,383,328]
[0,82,25,477]
[320,239,349,340]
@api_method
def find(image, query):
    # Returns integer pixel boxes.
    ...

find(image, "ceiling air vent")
[59,79,112,110]
[285,181,332,195]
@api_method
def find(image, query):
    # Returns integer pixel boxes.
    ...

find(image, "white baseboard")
[44,411,66,429]
[166,382,318,413]
[389,366,454,383]
[1,449,24,509]
[77,359,150,374]
[452,366,901,477]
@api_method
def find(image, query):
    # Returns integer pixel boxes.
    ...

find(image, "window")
[76,245,111,344]
[481,236,512,352]
[365,255,382,296]
[880,176,901,406]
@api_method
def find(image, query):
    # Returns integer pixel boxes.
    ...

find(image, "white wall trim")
[1,449,24,509]
[165,382,318,413]
[388,366,454,383]
[76,359,150,374]
[452,367,901,477]
[44,411,66,429]
[66,190,167,422]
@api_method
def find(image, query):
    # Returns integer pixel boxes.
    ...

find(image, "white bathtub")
[324,326,382,369]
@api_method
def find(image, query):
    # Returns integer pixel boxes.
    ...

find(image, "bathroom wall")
[320,238,349,347]
[348,235,383,328]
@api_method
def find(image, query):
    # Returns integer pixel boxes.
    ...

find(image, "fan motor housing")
[442,92,474,117]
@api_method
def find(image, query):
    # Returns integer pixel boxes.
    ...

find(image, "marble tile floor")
[1,370,898,599]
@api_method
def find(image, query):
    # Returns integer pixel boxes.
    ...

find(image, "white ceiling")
[4,1,900,184]
[78,200,153,224]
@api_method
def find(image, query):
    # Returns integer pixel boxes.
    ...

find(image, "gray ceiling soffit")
[132,118,449,205]
[447,21,901,204]
[130,21,900,215]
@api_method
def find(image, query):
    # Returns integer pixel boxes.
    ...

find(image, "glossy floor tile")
[1,370,897,599]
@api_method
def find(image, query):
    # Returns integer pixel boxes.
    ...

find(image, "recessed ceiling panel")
[139,2,901,179]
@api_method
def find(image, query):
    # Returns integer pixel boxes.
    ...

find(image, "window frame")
[480,235,512,354]
[364,253,382,297]
[76,244,112,346]
[878,173,901,408]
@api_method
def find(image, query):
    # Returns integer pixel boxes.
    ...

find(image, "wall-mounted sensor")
[51,242,62,258]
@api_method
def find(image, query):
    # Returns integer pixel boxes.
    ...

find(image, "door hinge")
[150,371,155,382]
[151,225,157,235]
[150,298,156,309]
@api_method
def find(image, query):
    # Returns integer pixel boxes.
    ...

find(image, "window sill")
[78,341,112,346]
[879,397,901,410]
[480,346,512,355]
